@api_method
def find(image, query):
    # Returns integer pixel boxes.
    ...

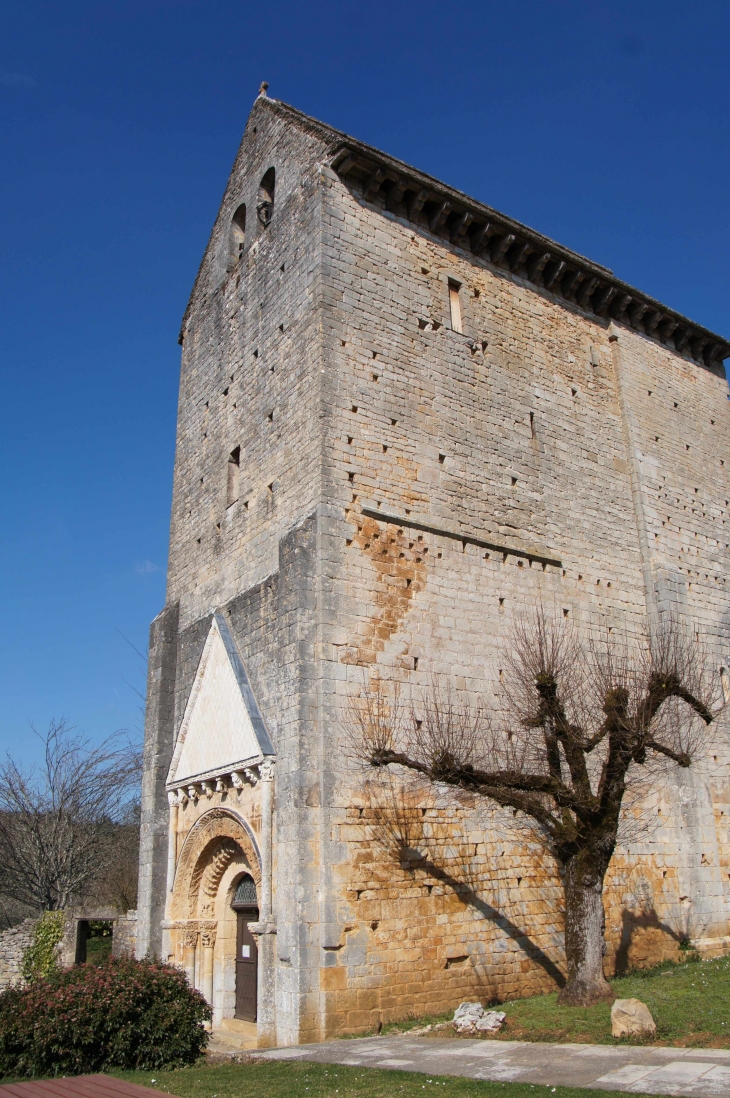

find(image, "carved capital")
[259,759,275,782]
[183,925,199,949]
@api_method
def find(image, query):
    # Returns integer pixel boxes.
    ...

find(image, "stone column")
[166,791,179,892]
[252,757,276,1046]
[260,758,274,920]
[183,926,197,989]
[200,927,216,1009]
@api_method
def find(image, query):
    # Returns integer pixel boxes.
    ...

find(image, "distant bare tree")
[349,611,721,1005]
[94,800,141,913]
[0,720,141,912]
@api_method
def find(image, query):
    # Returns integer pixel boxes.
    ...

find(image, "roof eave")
[329,141,730,374]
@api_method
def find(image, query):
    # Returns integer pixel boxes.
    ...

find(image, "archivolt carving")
[199,839,239,916]
[172,807,261,920]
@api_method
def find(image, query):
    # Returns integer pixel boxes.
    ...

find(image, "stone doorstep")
[207,1018,258,1053]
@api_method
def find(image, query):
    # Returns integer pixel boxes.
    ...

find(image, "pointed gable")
[167,613,274,788]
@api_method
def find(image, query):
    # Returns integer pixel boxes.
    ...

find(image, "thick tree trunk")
[557,852,614,1005]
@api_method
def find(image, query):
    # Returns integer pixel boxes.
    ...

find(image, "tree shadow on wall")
[401,846,567,990]
[359,772,566,989]
[613,906,684,976]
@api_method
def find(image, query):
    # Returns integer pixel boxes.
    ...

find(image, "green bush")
[21,910,65,984]
[0,957,211,1078]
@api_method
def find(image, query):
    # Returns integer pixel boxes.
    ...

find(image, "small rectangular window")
[227,446,240,506]
[448,281,462,333]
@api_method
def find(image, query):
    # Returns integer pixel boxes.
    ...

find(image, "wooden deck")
[0,1075,176,1097]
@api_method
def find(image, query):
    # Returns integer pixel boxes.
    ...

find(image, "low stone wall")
[112,911,137,958]
[60,908,138,967]
[0,918,37,991]
[0,908,138,991]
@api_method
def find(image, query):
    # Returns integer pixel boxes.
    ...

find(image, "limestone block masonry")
[0,919,36,992]
[137,91,730,1047]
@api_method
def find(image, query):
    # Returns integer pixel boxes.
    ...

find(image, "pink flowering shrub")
[0,957,211,1077]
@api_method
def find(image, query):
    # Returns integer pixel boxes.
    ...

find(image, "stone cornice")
[329,142,730,375]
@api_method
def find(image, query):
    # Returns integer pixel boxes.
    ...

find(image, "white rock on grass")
[611,998,657,1038]
[453,1002,506,1035]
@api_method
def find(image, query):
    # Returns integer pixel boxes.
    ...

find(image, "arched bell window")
[232,874,258,907]
[229,204,246,266]
[257,168,275,228]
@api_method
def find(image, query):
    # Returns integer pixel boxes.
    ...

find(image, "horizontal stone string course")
[358,508,563,569]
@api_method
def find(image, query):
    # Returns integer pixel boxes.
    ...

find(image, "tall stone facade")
[137,91,730,1046]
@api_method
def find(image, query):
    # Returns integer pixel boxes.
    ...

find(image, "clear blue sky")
[1,0,728,762]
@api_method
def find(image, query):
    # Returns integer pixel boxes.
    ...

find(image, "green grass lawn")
[382,953,730,1048]
[107,959,727,1097]
[112,1060,645,1098]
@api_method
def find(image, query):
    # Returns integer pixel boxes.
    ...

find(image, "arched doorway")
[232,874,259,1020]
[167,807,262,1027]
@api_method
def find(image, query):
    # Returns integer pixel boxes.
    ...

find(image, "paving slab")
[256,1035,730,1097]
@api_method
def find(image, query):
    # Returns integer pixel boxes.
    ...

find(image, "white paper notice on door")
[241,945,251,958]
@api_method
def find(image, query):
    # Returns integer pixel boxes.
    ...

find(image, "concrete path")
[257,1034,730,1096]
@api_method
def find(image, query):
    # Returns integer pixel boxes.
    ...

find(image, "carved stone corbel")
[526,251,551,284]
[469,221,494,255]
[491,233,516,266]
[450,210,473,243]
[385,178,408,212]
[362,167,385,197]
[406,188,429,220]
[428,200,451,232]
[612,293,632,322]
[544,260,566,290]
[508,240,532,272]
[577,277,599,308]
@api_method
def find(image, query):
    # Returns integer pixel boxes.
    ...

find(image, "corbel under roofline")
[330,144,730,375]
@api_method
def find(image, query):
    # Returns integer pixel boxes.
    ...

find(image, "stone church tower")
[137,90,730,1047]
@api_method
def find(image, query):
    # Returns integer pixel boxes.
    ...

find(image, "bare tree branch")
[0,719,141,912]
[347,610,723,1006]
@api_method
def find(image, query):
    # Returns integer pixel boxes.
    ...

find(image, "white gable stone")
[167,614,273,787]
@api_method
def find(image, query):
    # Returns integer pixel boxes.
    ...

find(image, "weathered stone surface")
[137,91,730,1048]
[611,997,657,1038]
[453,1002,506,1033]
[0,918,36,991]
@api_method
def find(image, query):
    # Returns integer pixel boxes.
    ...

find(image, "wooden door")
[235,907,259,1020]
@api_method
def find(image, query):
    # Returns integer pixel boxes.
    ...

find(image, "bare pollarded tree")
[0,719,141,912]
[348,611,721,1005]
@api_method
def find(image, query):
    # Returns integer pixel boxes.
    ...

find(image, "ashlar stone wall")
[139,95,730,1045]
[310,154,730,1035]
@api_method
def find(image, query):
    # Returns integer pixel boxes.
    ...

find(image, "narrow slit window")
[257,168,275,227]
[229,204,246,268]
[448,281,463,333]
[227,446,240,506]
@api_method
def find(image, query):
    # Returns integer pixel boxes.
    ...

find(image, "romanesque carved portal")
[167,808,262,1025]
